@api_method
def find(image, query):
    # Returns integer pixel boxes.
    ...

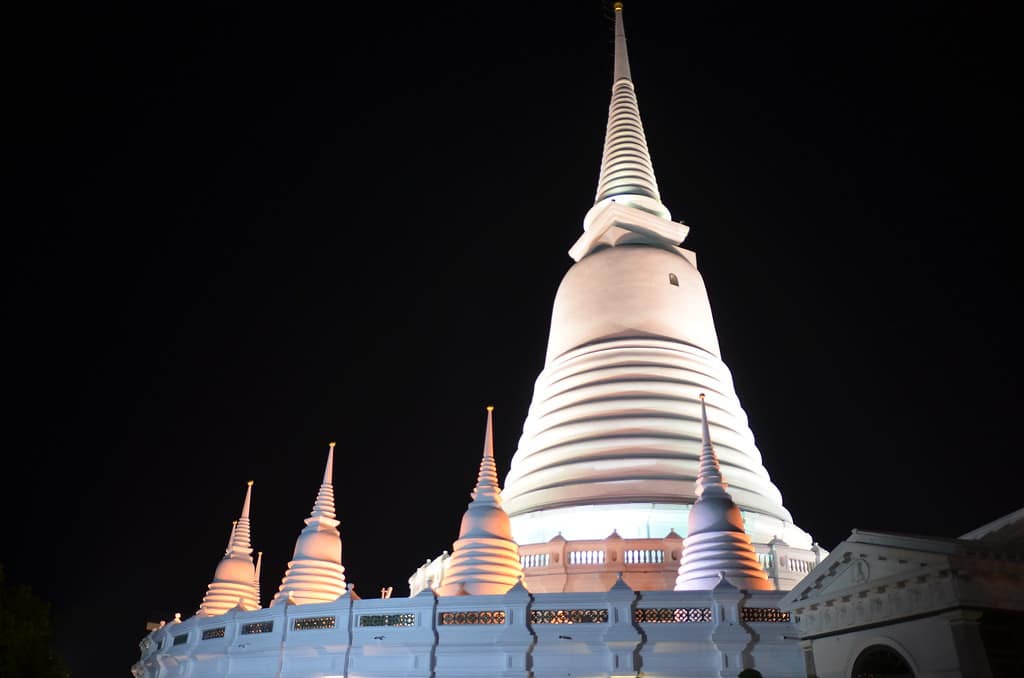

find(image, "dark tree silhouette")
[0,564,70,678]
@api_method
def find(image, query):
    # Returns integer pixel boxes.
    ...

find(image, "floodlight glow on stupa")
[501,4,815,561]
[436,406,524,596]
[195,481,261,616]
[270,442,347,606]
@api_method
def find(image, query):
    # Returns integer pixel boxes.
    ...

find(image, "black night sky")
[3,2,1021,675]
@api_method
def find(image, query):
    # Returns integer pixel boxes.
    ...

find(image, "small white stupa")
[196,481,261,616]
[270,442,347,605]
[675,394,773,591]
[437,406,525,596]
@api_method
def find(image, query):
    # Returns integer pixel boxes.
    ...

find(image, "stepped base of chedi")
[500,226,820,578]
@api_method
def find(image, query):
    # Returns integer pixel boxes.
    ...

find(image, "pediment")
[780,532,952,610]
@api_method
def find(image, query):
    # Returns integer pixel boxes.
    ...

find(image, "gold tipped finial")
[329,441,336,449]
[486,405,494,412]
[247,480,254,487]
[699,393,706,401]
[613,2,623,11]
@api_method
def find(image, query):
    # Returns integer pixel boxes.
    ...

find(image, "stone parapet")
[134,585,804,678]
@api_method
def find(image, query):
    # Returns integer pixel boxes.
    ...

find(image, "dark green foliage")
[0,564,71,678]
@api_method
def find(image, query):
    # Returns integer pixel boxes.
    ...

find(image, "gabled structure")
[779,520,1024,677]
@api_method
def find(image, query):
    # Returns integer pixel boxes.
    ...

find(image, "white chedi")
[501,4,814,557]
[270,442,347,605]
[437,407,524,596]
[675,394,772,591]
[196,481,261,616]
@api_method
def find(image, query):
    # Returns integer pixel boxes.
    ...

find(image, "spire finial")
[241,481,253,519]
[612,2,631,83]
[225,520,237,554]
[470,407,501,501]
[588,3,671,223]
[695,393,727,497]
[483,405,495,460]
[324,442,336,485]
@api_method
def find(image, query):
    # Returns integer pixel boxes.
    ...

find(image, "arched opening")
[852,644,914,678]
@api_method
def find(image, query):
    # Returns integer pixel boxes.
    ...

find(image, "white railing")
[568,550,605,565]
[623,549,664,564]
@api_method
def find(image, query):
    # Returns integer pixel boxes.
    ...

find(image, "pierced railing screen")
[568,550,605,565]
[634,608,712,623]
[530,608,608,624]
[623,549,664,564]
[293,616,336,631]
[740,607,791,622]
[172,634,188,646]
[201,627,225,640]
[439,610,506,625]
[359,614,416,627]
[241,621,274,634]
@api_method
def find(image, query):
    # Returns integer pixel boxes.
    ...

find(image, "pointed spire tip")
[588,0,674,223]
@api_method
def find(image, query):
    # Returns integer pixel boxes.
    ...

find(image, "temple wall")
[134,586,804,677]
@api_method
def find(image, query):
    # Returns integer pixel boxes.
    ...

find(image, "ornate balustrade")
[133,586,803,678]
